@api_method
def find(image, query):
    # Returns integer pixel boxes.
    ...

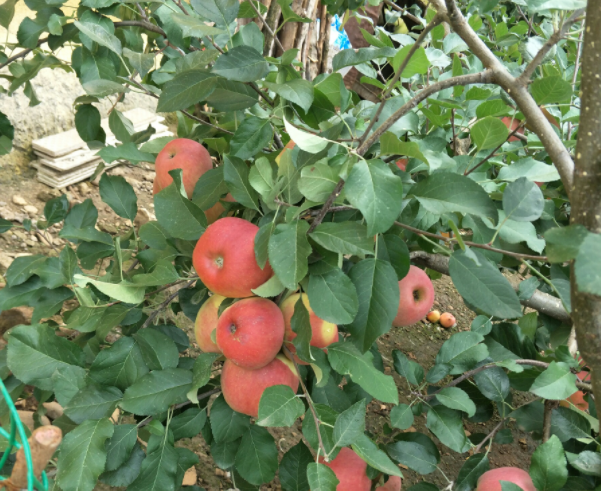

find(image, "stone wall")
[0,66,157,174]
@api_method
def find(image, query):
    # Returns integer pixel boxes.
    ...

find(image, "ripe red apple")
[440,312,456,329]
[560,370,591,411]
[377,476,402,491]
[501,117,525,142]
[393,266,435,327]
[220,354,299,417]
[153,138,213,198]
[204,194,236,224]
[216,297,285,370]
[427,310,441,323]
[320,447,371,491]
[194,294,225,353]
[280,293,339,364]
[476,467,536,491]
[396,158,408,172]
[193,217,274,298]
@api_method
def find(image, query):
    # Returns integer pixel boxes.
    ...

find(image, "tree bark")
[570,0,601,425]
[262,0,282,56]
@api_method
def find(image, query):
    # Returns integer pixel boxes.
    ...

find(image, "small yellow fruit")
[426,310,441,323]
[440,313,456,329]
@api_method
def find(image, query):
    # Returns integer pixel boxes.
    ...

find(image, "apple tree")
[0,0,600,489]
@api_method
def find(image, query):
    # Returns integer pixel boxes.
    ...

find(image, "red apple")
[377,476,402,491]
[501,117,524,142]
[194,294,225,353]
[154,138,213,198]
[320,447,371,491]
[477,468,536,491]
[560,370,591,411]
[220,354,299,417]
[193,217,274,298]
[440,312,456,329]
[393,266,435,327]
[396,158,408,172]
[216,297,285,370]
[280,293,339,364]
[204,194,236,224]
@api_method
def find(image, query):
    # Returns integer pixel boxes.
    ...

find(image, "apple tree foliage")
[0,0,600,489]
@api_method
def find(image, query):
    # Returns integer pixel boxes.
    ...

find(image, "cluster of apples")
[426,310,457,329]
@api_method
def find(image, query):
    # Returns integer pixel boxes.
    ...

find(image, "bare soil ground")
[0,166,536,490]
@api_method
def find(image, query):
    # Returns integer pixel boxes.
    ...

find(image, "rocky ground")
[0,166,537,490]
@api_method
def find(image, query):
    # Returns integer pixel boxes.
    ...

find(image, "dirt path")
[0,168,536,490]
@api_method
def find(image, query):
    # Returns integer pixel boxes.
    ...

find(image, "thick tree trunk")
[262,0,282,56]
[570,1,601,424]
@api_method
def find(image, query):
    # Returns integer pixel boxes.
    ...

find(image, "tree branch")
[440,0,575,195]
[0,37,49,70]
[140,280,195,330]
[473,420,504,454]
[358,11,445,149]
[306,179,345,234]
[517,9,585,85]
[542,400,560,443]
[356,71,494,155]
[114,20,166,36]
[410,251,572,324]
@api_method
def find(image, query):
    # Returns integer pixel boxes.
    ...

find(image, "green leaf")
[211,438,240,470]
[56,418,115,491]
[108,110,133,144]
[302,404,338,455]
[52,365,87,406]
[154,169,207,241]
[377,234,410,281]
[391,45,430,77]
[187,352,220,402]
[393,350,424,386]
[64,385,122,424]
[351,433,403,477]
[566,451,601,477]
[332,47,396,71]
[307,269,359,325]
[128,435,179,491]
[212,46,268,82]
[426,405,467,453]
[474,366,510,402]
[470,116,509,150]
[0,276,43,311]
[347,259,399,353]
[263,79,314,112]
[0,218,12,234]
[191,0,238,25]
[224,154,260,212]
[529,435,567,491]
[171,12,225,37]
[97,143,154,164]
[531,76,572,105]
[210,394,250,443]
[7,324,84,390]
[310,222,374,257]
[529,362,577,400]
[387,432,440,475]
[99,174,137,221]
[298,163,339,203]
[252,275,286,298]
[435,331,488,375]
[306,463,339,491]
[133,328,180,371]
[574,232,601,296]
[171,407,207,440]
[44,194,69,225]
[497,158,560,183]
[120,368,193,415]
[544,225,589,263]
[5,254,45,287]
[268,220,311,290]
[257,385,304,427]
[99,443,145,487]
[279,441,313,491]
[455,454,489,491]
[379,133,428,163]
[123,48,155,78]
[411,173,497,219]
[345,160,403,236]
[503,177,544,222]
[290,296,312,363]
[157,70,219,112]
[333,399,366,447]
[449,249,523,319]
[390,403,414,430]
[0,0,17,30]
[74,20,122,54]
[207,79,259,111]
[73,275,145,304]
[327,342,398,404]
[284,118,329,154]
[105,424,138,471]
[235,425,279,485]
[230,117,273,160]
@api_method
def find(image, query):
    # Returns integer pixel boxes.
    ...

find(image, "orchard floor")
[0,165,538,490]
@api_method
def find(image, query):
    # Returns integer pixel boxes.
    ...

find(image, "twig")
[567,27,584,140]
[358,12,445,150]
[248,82,275,106]
[307,179,345,234]
[518,9,585,84]
[138,387,221,427]
[0,37,49,70]
[140,280,195,329]
[473,420,504,454]
[251,0,284,53]
[464,121,526,176]
[542,400,560,443]
[114,20,166,36]
[383,0,421,24]
[283,345,329,461]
